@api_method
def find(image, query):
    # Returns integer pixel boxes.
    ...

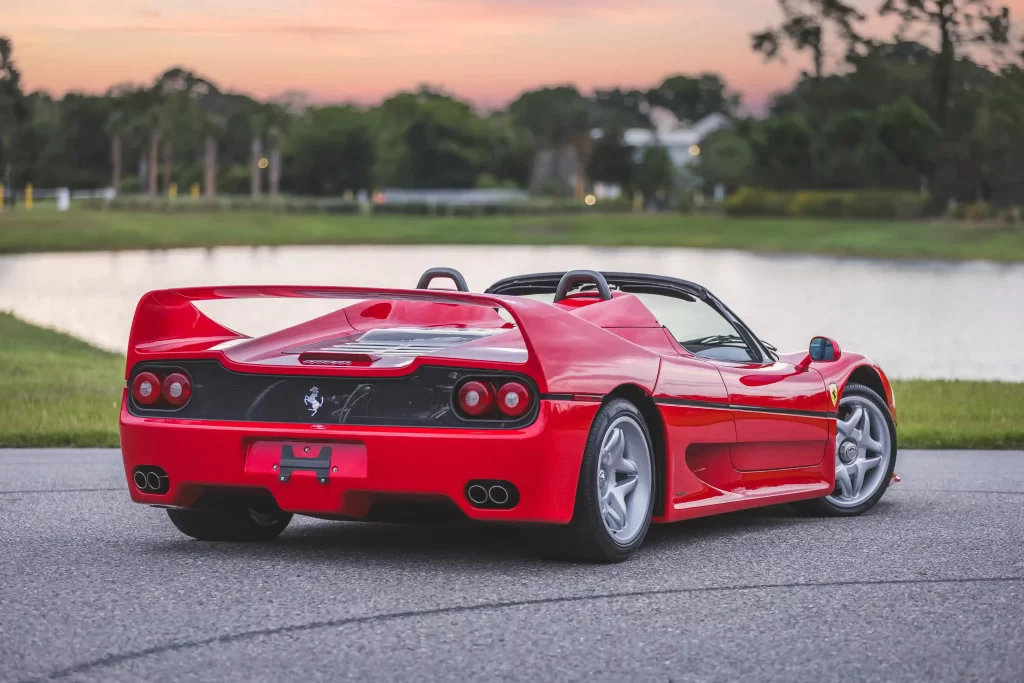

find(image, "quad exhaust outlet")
[133,466,170,494]
[467,484,489,505]
[465,479,519,510]
[487,484,510,505]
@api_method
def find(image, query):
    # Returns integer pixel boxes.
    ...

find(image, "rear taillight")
[497,382,530,417]
[132,372,161,406]
[455,378,534,420]
[457,381,493,417]
[162,372,192,407]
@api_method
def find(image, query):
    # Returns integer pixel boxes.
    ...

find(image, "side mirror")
[809,336,840,362]
[797,336,841,370]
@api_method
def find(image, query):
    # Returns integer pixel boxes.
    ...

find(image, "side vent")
[298,352,379,366]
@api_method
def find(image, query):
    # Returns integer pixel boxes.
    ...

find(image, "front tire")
[535,398,655,562]
[167,507,293,542]
[795,382,897,517]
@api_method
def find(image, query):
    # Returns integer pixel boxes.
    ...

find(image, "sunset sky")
[6,0,1024,112]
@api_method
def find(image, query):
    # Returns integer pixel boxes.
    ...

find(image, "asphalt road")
[1,449,1022,683]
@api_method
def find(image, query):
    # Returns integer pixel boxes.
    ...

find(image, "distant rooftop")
[591,112,731,167]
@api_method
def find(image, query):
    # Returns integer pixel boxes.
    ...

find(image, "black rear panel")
[127,361,537,429]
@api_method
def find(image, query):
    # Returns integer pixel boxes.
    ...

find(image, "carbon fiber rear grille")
[126,361,538,429]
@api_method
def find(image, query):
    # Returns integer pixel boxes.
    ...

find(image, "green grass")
[0,313,123,447]
[1,210,1023,261]
[891,380,1024,450]
[0,313,1021,449]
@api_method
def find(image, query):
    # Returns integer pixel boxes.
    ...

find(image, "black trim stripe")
[655,397,836,419]
[731,404,838,419]
[540,394,836,419]
[653,397,726,410]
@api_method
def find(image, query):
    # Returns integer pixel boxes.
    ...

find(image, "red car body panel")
[119,279,896,527]
[121,397,597,523]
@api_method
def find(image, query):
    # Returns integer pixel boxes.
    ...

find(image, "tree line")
[713,0,1024,207]
[0,39,730,200]
[1,0,1022,207]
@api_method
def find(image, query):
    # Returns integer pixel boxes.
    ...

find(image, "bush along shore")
[2,208,1024,261]
[66,189,1024,223]
[0,313,1021,449]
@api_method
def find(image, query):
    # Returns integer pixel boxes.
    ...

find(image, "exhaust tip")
[133,466,169,495]
[465,479,519,509]
[487,485,509,505]
[467,484,489,505]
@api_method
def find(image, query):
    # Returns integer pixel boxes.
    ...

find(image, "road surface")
[1,449,1022,682]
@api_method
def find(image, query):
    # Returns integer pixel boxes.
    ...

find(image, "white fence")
[0,186,115,211]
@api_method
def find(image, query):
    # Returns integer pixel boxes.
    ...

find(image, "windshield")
[523,289,757,362]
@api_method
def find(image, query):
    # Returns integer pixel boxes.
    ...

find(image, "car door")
[710,358,830,471]
[638,291,831,472]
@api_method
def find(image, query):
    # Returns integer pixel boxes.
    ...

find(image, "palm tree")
[147,91,205,197]
[105,112,124,195]
[250,136,263,199]
[267,125,283,197]
[146,110,161,199]
[200,113,225,199]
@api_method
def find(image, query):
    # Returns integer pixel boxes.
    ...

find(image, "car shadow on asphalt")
[141,503,820,565]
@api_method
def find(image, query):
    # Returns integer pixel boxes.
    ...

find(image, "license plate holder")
[278,444,332,484]
[246,441,368,484]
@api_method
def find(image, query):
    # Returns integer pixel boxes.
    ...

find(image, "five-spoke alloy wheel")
[533,398,655,563]
[596,415,653,546]
[796,382,897,517]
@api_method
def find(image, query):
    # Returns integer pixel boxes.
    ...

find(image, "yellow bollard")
[168,183,178,199]
[0,183,4,212]
[190,183,200,200]
[25,183,33,212]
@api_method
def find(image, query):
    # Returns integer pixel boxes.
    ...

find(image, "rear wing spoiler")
[127,285,661,395]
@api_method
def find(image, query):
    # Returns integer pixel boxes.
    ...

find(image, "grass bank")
[893,380,1024,450]
[1,313,1022,449]
[0,313,124,447]
[1,210,1023,261]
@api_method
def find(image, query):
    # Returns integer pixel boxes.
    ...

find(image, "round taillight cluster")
[162,372,192,406]
[131,372,161,406]
[458,381,493,416]
[131,370,192,409]
[496,382,530,418]
[456,379,532,420]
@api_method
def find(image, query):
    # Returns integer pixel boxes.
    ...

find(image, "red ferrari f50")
[120,269,897,562]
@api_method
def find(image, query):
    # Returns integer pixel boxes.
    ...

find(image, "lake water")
[1,245,1021,381]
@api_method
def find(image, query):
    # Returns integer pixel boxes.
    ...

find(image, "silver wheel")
[596,415,653,545]
[826,394,892,508]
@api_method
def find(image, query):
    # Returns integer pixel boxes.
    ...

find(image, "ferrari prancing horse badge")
[828,383,838,407]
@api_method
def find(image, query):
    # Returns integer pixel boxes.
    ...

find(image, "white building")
[592,110,732,168]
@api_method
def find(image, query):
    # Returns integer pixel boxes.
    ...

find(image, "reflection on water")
[1,245,1021,381]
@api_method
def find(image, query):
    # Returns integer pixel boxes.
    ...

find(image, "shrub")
[790,192,848,218]
[75,195,634,216]
[962,201,994,222]
[725,187,930,219]
[847,191,928,219]
[120,176,141,194]
[723,187,793,217]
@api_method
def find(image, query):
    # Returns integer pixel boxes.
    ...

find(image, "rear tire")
[794,382,897,517]
[534,398,655,562]
[167,507,293,542]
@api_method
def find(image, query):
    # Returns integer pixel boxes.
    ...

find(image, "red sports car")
[120,268,898,562]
